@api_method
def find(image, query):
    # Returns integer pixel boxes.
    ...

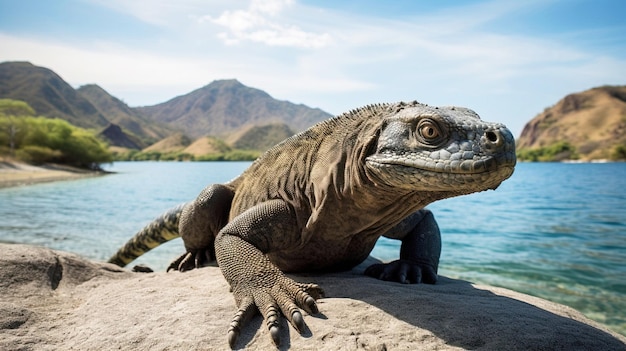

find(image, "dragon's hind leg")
[365,209,441,284]
[169,184,235,272]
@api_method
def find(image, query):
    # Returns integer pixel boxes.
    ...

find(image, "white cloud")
[205,0,332,48]
[250,0,293,16]
[0,33,244,105]
[2,0,624,135]
[86,0,227,27]
[0,31,363,107]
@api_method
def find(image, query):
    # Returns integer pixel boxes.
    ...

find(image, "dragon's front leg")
[214,199,324,348]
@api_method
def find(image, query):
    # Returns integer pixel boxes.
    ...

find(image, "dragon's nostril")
[486,131,498,143]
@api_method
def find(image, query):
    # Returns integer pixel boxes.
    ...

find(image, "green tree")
[0,99,35,156]
[1,115,112,169]
[0,99,36,117]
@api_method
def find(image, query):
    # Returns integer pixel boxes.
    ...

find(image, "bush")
[16,145,63,164]
[517,141,579,162]
[0,99,35,117]
[611,144,626,161]
[196,150,260,161]
[114,149,260,162]
[223,150,261,161]
[0,111,113,169]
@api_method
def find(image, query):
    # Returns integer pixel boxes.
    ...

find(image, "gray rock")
[1,243,625,350]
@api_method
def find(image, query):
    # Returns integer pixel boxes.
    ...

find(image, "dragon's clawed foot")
[364,259,437,284]
[227,280,324,348]
[166,248,215,272]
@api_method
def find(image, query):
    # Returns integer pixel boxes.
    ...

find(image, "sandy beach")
[0,158,106,188]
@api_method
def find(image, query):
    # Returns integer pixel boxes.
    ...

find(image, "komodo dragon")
[108,101,516,348]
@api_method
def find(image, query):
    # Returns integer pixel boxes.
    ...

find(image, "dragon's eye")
[418,120,440,140]
[415,118,446,148]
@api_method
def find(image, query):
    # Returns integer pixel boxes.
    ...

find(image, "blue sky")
[1,0,625,137]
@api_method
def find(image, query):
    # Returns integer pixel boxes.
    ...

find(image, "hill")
[0,62,109,129]
[98,124,142,150]
[137,79,332,139]
[0,62,153,149]
[517,86,626,161]
[226,123,295,151]
[182,137,231,156]
[77,84,171,147]
[142,133,191,153]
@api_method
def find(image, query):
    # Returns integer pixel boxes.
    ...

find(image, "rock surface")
[1,243,625,350]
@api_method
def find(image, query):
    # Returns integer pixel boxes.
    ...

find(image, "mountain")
[77,84,171,146]
[0,62,110,129]
[137,79,332,139]
[517,86,626,161]
[0,62,151,149]
[0,61,334,154]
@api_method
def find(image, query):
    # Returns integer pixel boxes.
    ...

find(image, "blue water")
[0,161,624,336]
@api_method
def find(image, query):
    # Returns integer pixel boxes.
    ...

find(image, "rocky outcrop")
[98,123,142,149]
[1,243,625,350]
[517,85,626,160]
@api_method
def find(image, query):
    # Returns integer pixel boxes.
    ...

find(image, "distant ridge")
[137,79,332,139]
[77,84,171,146]
[517,86,626,160]
[0,62,109,129]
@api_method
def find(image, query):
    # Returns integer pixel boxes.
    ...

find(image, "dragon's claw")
[166,249,214,272]
[364,259,438,284]
[226,279,323,348]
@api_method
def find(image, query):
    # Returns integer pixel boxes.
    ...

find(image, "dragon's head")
[364,101,516,194]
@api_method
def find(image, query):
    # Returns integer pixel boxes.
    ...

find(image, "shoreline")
[0,159,108,189]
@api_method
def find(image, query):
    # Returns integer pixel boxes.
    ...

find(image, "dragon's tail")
[108,203,187,267]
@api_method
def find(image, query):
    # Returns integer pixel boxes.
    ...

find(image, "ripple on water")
[1,162,625,336]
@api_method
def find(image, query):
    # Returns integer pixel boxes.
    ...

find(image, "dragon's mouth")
[366,154,515,194]
[366,153,515,175]
[365,157,515,191]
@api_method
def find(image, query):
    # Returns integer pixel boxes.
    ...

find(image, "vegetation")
[196,150,261,161]
[516,141,579,162]
[112,149,261,162]
[0,99,113,169]
[610,144,626,161]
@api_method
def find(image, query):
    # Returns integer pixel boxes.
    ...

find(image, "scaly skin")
[108,101,516,348]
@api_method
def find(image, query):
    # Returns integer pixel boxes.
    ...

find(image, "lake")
[0,161,624,336]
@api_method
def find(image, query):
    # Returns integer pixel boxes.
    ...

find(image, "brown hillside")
[517,86,626,160]
[182,137,231,156]
[143,133,191,153]
[226,123,294,151]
